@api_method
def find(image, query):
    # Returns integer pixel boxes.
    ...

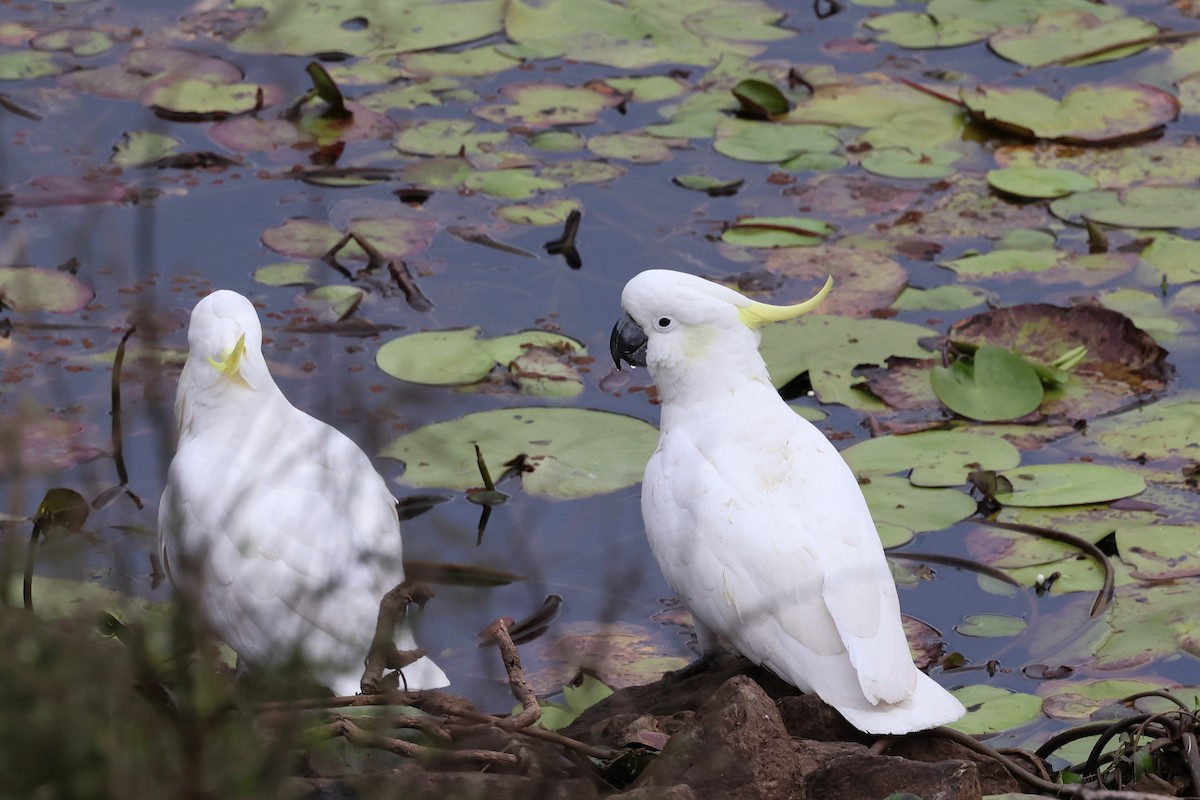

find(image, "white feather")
[620,270,963,734]
[158,290,448,695]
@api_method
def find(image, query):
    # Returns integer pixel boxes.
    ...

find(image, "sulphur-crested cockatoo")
[610,270,963,734]
[159,290,448,695]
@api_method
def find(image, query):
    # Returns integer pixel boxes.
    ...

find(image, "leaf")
[955,614,1027,638]
[731,78,788,116]
[713,118,839,163]
[382,408,658,499]
[930,346,1045,422]
[376,327,584,386]
[988,11,1157,68]
[1117,525,1200,580]
[721,216,835,248]
[861,476,976,542]
[843,431,1020,487]
[994,464,1146,507]
[0,267,94,313]
[987,166,1097,199]
[946,684,1043,735]
[1050,186,1200,229]
[475,83,621,126]
[860,147,962,180]
[865,11,995,48]
[961,84,1179,144]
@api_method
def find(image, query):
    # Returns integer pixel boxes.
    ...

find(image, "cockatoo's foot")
[662,650,736,685]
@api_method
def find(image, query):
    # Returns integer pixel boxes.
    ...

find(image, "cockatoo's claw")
[662,650,733,685]
[609,313,648,369]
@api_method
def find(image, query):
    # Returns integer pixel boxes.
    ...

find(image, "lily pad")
[261,216,436,262]
[722,217,835,248]
[989,11,1157,68]
[463,169,563,200]
[843,431,1021,487]
[1118,524,1200,580]
[1087,395,1200,464]
[1139,234,1200,285]
[994,464,1146,508]
[865,11,995,48]
[713,118,839,163]
[763,247,906,316]
[987,166,1098,199]
[931,346,1045,422]
[1050,186,1200,229]
[861,476,976,542]
[947,684,1043,735]
[891,285,989,311]
[760,316,937,408]
[1039,678,1180,721]
[497,199,581,226]
[142,79,280,120]
[961,84,1179,144]
[0,268,94,313]
[946,304,1171,421]
[475,83,621,127]
[586,132,675,163]
[382,407,658,499]
[955,614,1027,638]
[394,119,508,157]
[860,147,962,180]
[377,327,584,386]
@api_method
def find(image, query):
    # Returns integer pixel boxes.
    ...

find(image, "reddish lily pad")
[60,49,243,102]
[961,84,1179,144]
[947,303,1171,420]
[261,216,436,262]
[762,246,906,316]
[10,176,131,208]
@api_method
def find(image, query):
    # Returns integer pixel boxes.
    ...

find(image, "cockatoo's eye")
[654,316,675,331]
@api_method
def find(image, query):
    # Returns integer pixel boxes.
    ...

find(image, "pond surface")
[4,0,1200,761]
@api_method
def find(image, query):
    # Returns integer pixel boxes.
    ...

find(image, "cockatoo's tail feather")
[736,275,833,328]
[614,270,964,735]
[160,290,449,694]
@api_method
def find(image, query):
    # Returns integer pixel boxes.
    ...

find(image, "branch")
[483,618,541,731]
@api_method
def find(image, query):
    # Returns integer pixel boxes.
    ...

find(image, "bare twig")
[361,581,433,694]
[108,324,144,509]
[336,716,519,767]
[484,618,541,731]
[387,259,434,312]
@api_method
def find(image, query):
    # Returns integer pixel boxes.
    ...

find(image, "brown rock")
[631,675,826,800]
[800,743,980,800]
[885,735,1021,795]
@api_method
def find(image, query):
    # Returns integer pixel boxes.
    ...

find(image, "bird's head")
[610,270,832,393]
[175,290,277,434]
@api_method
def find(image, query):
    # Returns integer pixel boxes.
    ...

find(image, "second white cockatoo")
[609,270,964,734]
[159,290,448,695]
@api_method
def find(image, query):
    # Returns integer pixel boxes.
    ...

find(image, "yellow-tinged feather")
[737,276,833,328]
[208,333,247,376]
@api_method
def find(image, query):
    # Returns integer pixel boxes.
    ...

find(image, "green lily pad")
[0,267,94,313]
[860,147,962,180]
[955,613,1027,638]
[843,431,1021,487]
[1118,524,1200,580]
[862,476,976,541]
[994,464,1146,508]
[603,75,687,103]
[1139,234,1200,285]
[987,166,1098,199]
[0,51,60,80]
[1039,678,1180,721]
[931,346,1045,422]
[713,118,840,163]
[1050,186,1200,229]
[722,216,835,248]
[510,347,585,398]
[1088,396,1200,464]
[142,79,280,119]
[989,10,1157,68]
[864,11,995,48]
[856,105,967,150]
[402,46,519,78]
[463,169,563,200]
[529,131,585,152]
[475,83,621,126]
[1085,581,1200,670]
[731,78,789,116]
[394,119,508,157]
[377,327,584,386]
[760,315,937,408]
[961,84,1179,144]
[586,132,675,163]
[302,285,364,322]
[523,673,614,731]
[892,285,989,311]
[110,131,182,168]
[253,262,322,287]
[942,249,1062,277]
[382,407,658,499]
[497,198,581,226]
[672,175,745,196]
[401,157,474,190]
[947,684,1043,736]
[540,160,626,186]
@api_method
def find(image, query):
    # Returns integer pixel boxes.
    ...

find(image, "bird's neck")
[654,353,785,427]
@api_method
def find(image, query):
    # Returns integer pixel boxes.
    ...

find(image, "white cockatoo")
[610,270,964,734]
[158,290,448,695]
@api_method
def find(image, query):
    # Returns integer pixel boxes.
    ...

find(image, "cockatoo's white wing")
[159,290,448,695]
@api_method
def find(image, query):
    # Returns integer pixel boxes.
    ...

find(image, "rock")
[800,744,980,800]
[630,675,814,799]
[884,736,1021,796]
[296,765,602,799]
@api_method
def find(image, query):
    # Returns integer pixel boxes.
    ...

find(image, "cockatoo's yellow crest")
[737,275,833,328]
[208,333,247,377]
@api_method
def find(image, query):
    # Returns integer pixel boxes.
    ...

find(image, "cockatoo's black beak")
[610,313,648,370]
